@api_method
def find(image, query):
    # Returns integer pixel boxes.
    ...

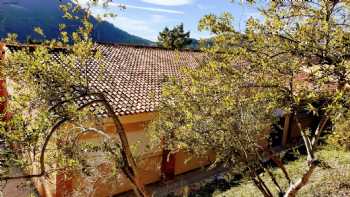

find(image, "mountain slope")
[0,0,153,45]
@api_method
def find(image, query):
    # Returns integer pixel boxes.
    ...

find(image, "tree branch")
[0,117,68,181]
[74,93,148,197]
[294,113,314,162]
[284,162,318,197]
[311,116,329,151]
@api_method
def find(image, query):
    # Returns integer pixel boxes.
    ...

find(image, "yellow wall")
[34,112,212,197]
[71,112,161,196]
[174,151,213,175]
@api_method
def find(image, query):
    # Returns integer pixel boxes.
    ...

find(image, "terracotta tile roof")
[90,44,205,116]
[6,43,206,116]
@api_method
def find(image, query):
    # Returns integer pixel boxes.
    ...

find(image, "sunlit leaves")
[3,33,18,44]
[0,1,125,194]
[34,27,45,37]
[59,23,67,31]
[150,0,350,181]
[198,12,234,35]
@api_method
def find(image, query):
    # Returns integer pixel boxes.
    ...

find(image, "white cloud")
[109,16,155,40]
[141,0,193,6]
[121,4,184,14]
[75,0,178,41]
[150,14,168,23]
[196,4,208,10]
[103,14,169,41]
[77,1,184,14]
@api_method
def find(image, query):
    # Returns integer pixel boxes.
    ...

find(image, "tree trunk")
[252,176,273,197]
[97,95,148,197]
[284,162,317,197]
[284,114,320,197]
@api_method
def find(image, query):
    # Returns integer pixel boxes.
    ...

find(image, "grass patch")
[218,147,350,197]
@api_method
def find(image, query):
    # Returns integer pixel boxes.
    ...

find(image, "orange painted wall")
[174,151,213,176]
[28,111,216,197]
[71,113,162,196]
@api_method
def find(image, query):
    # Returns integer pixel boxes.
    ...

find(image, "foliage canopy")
[0,1,147,196]
[150,1,350,196]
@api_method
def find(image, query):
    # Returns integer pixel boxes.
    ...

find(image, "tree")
[157,23,192,50]
[0,1,147,197]
[149,1,350,197]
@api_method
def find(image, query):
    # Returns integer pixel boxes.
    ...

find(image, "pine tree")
[157,23,192,50]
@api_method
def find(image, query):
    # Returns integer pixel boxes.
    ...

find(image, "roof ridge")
[96,42,203,53]
[3,42,203,53]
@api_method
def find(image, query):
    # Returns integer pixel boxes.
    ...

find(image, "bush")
[328,117,350,151]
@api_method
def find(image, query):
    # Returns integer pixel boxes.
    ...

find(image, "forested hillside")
[0,0,153,45]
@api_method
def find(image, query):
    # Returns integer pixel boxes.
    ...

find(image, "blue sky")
[80,0,261,41]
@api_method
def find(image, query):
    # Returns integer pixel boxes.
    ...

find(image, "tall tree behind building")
[157,23,192,50]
